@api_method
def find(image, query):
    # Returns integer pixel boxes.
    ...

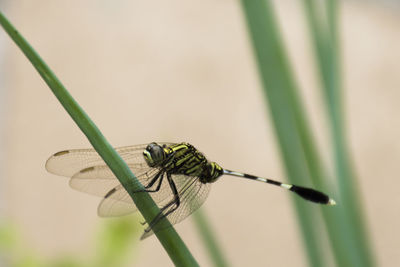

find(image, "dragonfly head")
[143,142,166,167]
[203,162,223,183]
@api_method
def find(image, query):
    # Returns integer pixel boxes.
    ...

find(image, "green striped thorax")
[143,142,223,183]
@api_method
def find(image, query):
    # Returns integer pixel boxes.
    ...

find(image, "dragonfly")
[46,142,335,239]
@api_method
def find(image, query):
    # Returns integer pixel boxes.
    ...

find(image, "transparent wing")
[46,144,147,177]
[96,173,202,217]
[70,166,160,199]
[97,184,136,217]
[46,143,211,237]
[141,175,211,239]
[46,142,176,197]
[45,142,176,177]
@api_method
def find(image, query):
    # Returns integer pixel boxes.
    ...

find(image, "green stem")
[0,11,198,267]
[192,210,229,267]
[302,1,375,266]
[239,1,329,266]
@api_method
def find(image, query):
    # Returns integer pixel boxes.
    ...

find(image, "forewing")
[45,143,175,177]
[46,142,176,198]
[46,144,148,177]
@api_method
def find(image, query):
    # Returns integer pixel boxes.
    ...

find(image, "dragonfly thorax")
[143,142,224,184]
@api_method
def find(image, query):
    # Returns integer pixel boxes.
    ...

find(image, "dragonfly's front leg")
[135,150,177,194]
[144,172,181,232]
[132,170,165,193]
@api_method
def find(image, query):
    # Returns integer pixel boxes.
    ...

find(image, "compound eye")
[146,142,156,152]
[143,143,165,168]
[152,146,164,158]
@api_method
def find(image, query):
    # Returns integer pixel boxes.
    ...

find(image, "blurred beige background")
[1,0,399,266]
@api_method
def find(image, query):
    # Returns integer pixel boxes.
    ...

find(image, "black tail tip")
[291,185,336,205]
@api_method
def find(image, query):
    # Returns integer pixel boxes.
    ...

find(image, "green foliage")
[240,0,375,266]
[0,217,140,267]
[0,222,43,267]
[92,216,140,267]
[302,1,375,266]
[192,210,228,267]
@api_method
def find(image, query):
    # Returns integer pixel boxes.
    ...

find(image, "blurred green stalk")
[193,210,229,267]
[240,0,375,267]
[0,11,198,267]
[302,1,375,266]
[240,1,330,266]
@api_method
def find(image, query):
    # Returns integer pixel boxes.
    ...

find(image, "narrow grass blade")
[192,210,229,267]
[0,11,198,267]
[302,1,375,266]
[239,1,330,266]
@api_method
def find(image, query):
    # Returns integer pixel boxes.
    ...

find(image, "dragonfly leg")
[146,171,167,192]
[143,202,173,232]
[135,151,177,194]
[144,172,181,232]
[161,172,181,217]
[132,170,164,193]
[143,201,178,232]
